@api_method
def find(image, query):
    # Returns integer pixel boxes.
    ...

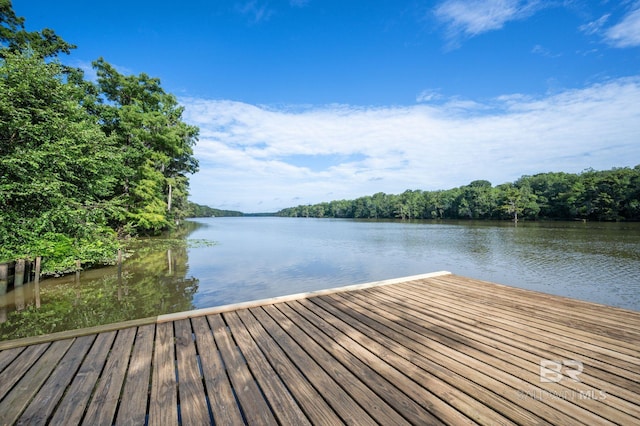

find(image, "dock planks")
[0,272,638,425]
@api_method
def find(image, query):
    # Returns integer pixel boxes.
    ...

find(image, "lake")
[1,217,639,339]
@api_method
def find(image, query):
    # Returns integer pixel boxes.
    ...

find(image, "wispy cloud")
[531,44,561,58]
[236,1,274,24]
[71,60,133,82]
[604,5,640,47]
[416,89,443,103]
[289,0,310,7]
[72,60,99,82]
[182,77,640,212]
[579,14,610,36]
[434,0,542,47]
[579,3,640,48]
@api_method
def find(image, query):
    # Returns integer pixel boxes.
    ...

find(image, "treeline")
[0,3,198,273]
[186,202,243,218]
[277,166,640,221]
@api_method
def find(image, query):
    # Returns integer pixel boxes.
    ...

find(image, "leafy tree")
[499,185,519,221]
[0,52,121,271]
[0,0,75,58]
[0,2,201,274]
[91,58,199,234]
[516,172,577,219]
[452,181,492,219]
[622,165,640,220]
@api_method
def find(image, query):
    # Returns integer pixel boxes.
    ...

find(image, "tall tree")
[0,1,201,273]
[92,58,199,234]
[0,0,75,58]
[0,52,121,270]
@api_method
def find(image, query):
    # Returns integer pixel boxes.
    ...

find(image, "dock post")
[34,257,41,308]
[74,260,82,304]
[14,284,24,311]
[75,260,81,283]
[25,259,32,284]
[0,263,7,295]
[14,259,25,287]
[117,250,123,301]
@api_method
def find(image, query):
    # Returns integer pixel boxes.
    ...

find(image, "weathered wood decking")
[0,272,639,425]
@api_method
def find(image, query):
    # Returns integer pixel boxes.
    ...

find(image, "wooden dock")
[0,272,639,425]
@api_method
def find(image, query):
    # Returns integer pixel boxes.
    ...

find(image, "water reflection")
[1,218,639,340]
[185,218,640,312]
[0,223,202,340]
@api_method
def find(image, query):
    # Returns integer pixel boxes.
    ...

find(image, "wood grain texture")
[0,273,638,426]
[148,322,178,426]
[17,335,95,425]
[174,319,210,426]
[0,340,72,425]
[190,316,244,426]
[49,332,116,425]
[82,328,136,426]
[116,324,155,426]
[207,313,278,425]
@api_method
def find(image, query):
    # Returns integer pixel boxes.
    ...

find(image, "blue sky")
[14,0,640,212]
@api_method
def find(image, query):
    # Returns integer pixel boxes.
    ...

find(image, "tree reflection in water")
[0,222,206,340]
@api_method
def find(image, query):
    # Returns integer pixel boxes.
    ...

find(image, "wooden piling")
[34,257,41,308]
[74,260,82,304]
[34,257,41,283]
[0,263,7,280]
[0,263,8,295]
[14,259,25,287]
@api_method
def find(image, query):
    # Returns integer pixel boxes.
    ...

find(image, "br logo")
[539,360,583,383]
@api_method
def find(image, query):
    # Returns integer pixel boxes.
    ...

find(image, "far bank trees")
[277,166,640,222]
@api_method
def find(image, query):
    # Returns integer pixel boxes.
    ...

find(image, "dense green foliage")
[0,0,75,60]
[185,201,243,218]
[0,2,198,273]
[277,166,640,221]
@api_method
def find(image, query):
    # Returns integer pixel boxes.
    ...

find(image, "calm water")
[2,217,639,339]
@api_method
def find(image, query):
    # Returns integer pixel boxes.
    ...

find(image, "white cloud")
[182,76,640,213]
[71,60,132,82]
[236,1,274,24]
[289,0,310,7]
[72,60,98,82]
[531,44,561,58]
[604,6,640,47]
[579,14,610,36]
[416,89,442,103]
[434,0,541,46]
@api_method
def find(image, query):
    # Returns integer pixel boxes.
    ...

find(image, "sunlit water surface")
[2,217,639,339]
